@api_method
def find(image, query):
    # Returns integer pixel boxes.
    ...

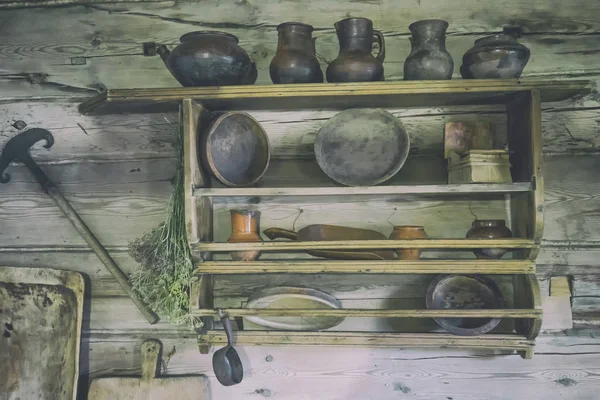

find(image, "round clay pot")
[460,32,530,79]
[389,225,428,260]
[228,210,261,261]
[466,219,513,259]
[156,31,257,87]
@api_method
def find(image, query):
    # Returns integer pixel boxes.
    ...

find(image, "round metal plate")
[426,274,504,336]
[244,286,344,331]
[314,108,410,186]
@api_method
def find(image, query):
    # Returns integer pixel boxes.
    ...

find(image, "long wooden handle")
[48,185,160,324]
[263,227,298,241]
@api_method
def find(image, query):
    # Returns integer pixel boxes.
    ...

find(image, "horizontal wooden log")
[544,155,600,241]
[0,156,596,251]
[1,2,600,101]
[0,0,164,8]
[0,101,596,164]
[0,102,176,161]
[0,159,174,247]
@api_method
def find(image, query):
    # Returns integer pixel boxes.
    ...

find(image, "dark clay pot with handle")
[270,22,324,84]
[156,31,257,87]
[326,18,385,82]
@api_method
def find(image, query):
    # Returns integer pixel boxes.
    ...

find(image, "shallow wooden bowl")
[202,112,270,187]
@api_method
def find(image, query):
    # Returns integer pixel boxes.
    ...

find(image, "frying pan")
[212,309,243,386]
[263,224,395,260]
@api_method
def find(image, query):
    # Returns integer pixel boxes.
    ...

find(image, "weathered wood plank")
[0,102,176,161]
[0,0,164,8]
[82,332,600,400]
[544,155,600,241]
[0,101,596,164]
[0,159,174,246]
[0,4,600,99]
[1,155,598,247]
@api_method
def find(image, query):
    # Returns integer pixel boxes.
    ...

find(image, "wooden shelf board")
[197,331,535,350]
[79,80,591,114]
[192,238,537,252]
[193,260,536,274]
[190,308,542,318]
[193,182,533,198]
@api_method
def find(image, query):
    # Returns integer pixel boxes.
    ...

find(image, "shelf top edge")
[79,79,592,114]
[193,182,533,197]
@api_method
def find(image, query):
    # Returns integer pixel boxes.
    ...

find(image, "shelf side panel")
[507,90,543,260]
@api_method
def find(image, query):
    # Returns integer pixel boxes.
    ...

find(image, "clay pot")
[404,19,453,80]
[466,219,513,259]
[270,22,324,84]
[389,226,428,260]
[228,210,261,261]
[326,18,385,82]
[156,31,257,87]
[460,30,530,79]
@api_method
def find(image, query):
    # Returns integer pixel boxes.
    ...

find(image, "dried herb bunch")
[128,113,196,324]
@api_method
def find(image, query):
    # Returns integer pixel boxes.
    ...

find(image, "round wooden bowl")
[426,274,504,336]
[202,112,270,187]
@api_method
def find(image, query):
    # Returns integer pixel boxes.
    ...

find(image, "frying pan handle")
[263,227,298,241]
[219,309,235,346]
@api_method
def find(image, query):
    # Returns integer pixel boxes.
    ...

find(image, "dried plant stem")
[128,110,197,325]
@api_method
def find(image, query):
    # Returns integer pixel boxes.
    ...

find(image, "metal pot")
[157,31,257,87]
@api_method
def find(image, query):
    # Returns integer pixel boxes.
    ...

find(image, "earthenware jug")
[389,226,428,260]
[461,29,530,79]
[466,219,513,259]
[403,19,453,80]
[270,22,324,84]
[326,18,385,82]
[228,210,262,261]
[157,31,257,87]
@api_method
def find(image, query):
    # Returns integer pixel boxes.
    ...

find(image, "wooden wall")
[1,1,600,399]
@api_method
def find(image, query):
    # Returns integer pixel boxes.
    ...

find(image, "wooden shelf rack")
[194,260,536,275]
[80,79,591,359]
